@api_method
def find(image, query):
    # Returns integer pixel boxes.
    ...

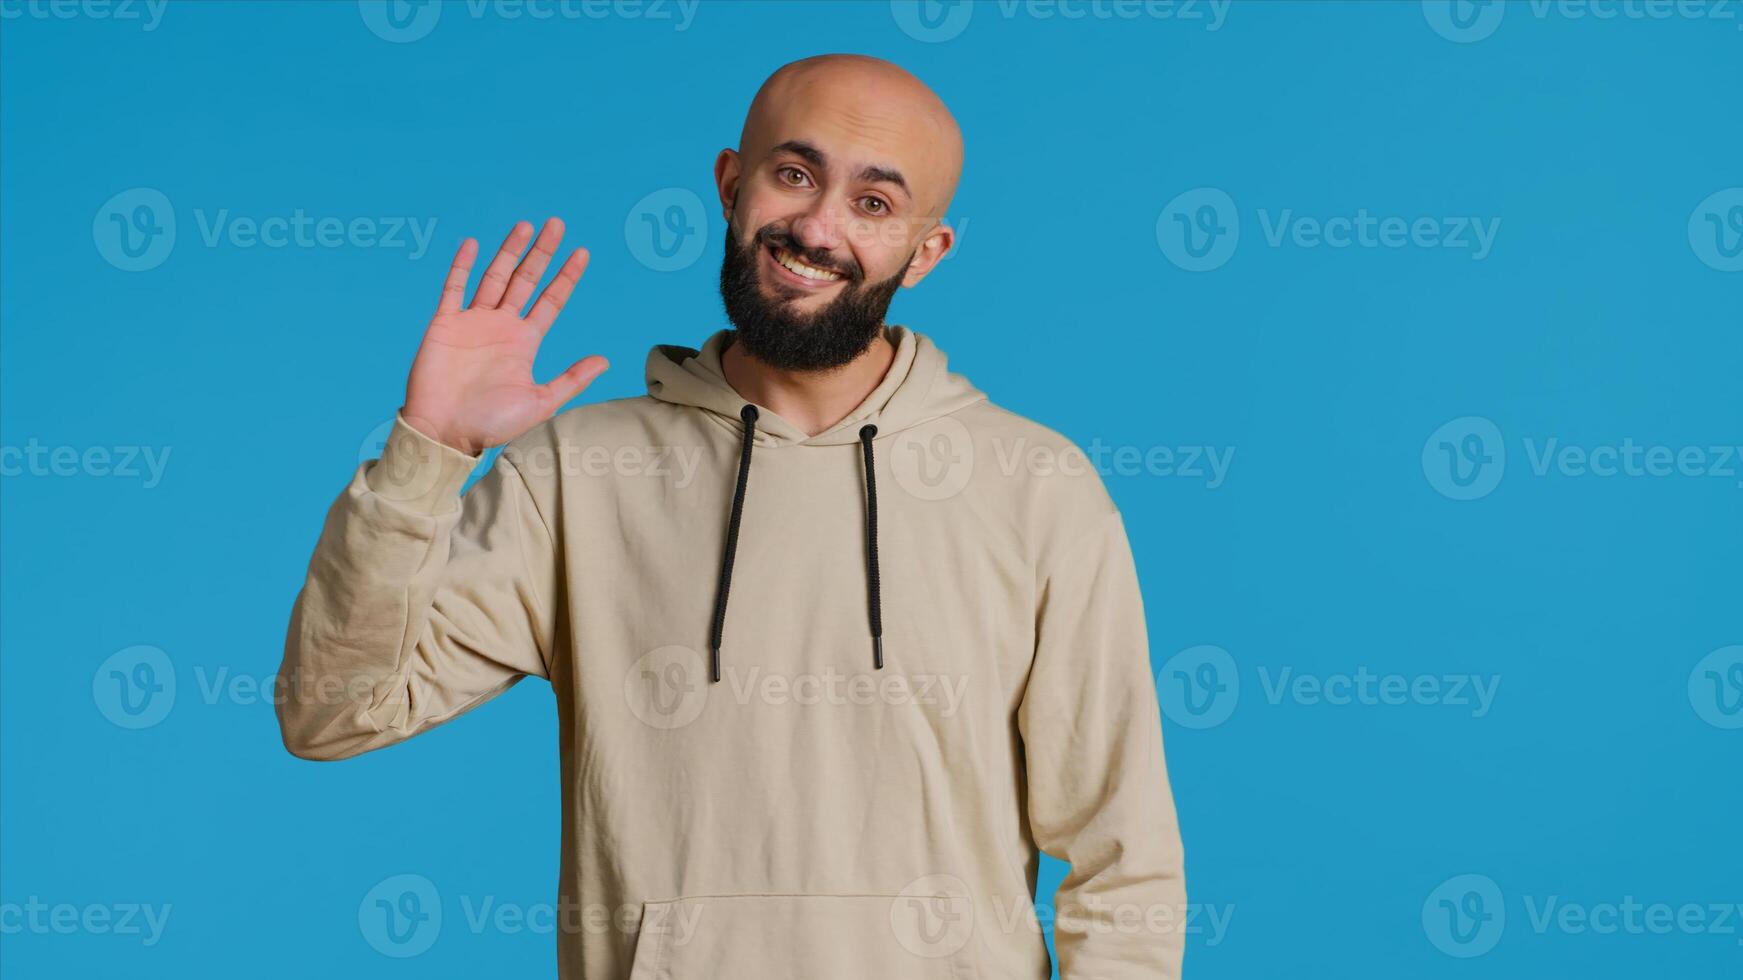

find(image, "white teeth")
[774,247,843,282]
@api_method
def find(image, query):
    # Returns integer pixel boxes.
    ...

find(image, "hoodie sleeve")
[276,413,557,761]
[1018,509,1187,978]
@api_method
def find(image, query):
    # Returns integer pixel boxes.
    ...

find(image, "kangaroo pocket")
[626,893,982,980]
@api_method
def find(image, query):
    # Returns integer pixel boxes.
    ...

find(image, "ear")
[901,220,956,288]
[714,149,741,223]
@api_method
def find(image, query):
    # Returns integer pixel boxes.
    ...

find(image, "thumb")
[540,354,609,411]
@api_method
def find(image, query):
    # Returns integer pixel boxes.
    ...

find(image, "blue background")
[3,0,1739,976]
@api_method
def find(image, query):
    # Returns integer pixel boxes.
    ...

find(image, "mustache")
[756,227,861,281]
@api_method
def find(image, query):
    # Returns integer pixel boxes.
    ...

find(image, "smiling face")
[714,55,963,371]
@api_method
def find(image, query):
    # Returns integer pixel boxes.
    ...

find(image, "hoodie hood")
[644,325,986,446]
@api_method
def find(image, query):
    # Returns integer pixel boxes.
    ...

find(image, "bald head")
[738,54,963,218]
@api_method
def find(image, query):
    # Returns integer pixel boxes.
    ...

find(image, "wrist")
[399,406,482,456]
[366,412,482,512]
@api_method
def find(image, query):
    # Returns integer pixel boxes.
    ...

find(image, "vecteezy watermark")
[622,646,969,730]
[0,898,172,946]
[193,209,437,259]
[1255,209,1500,260]
[1420,0,1509,42]
[1421,416,1506,501]
[360,874,442,957]
[358,0,700,43]
[1423,874,1506,957]
[92,646,445,730]
[1689,187,1743,272]
[885,419,1233,502]
[992,437,1234,489]
[1158,188,1500,270]
[93,188,175,272]
[1156,645,1501,730]
[0,0,167,30]
[1423,416,1743,501]
[1689,645,1743,729]
[890,0,1229,43]
[1154,188,1239,272]
[361,415,707,490]
[722,666,968,716]
[93,645,177,729]
[1522,895,1743,945]
[890,875,976,958]
[990,896,1234,947]
[1257,666,1500,717]
[359,874,702,957]
[1,439,171,488]
[1424,874,1743,957]
[515,443,705,486]
[625,187,710,272]
[93,188,438,271]
[1424,0,1743,42]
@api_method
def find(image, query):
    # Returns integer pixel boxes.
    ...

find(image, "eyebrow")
[769,139,911,200]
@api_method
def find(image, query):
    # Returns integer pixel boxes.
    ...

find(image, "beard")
[718,216,910,372]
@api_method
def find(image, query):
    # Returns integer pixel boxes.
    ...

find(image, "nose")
[789,197,847,254]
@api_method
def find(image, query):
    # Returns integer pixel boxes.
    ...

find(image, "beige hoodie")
[278,325,1187,979]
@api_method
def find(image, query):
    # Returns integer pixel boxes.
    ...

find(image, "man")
[278,53,1186,978]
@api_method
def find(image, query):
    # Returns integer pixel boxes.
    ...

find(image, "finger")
[436,237,478,314]
[468,221,535,310]
[526,247,591,334]
[539,355,609,412]
[499,217,565,314]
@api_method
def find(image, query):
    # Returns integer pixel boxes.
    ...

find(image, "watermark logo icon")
[359,874,442,957]
[1156,644,1239,729]
[1688,188,1743,272]
[1423,874,1505,957]
[890,416,974,501]
[890,0,974,42]
[360,419,396,467]
[93,645,176,729]
[94,188,175,272]
[1422,416,1505,500]
[1157,188,1239,272]
[890,874,974,958]
[1422,0,1505,42]
[624,646,708,729]
[625,188,708,272]
[1688,645,1743,730]
[369,412,467,502]
[358,0,442,42]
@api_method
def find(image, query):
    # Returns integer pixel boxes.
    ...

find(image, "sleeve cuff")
[364,412,482,513]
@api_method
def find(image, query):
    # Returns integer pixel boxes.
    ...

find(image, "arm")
[1018,511,1188,978]
[277,416,553,760]
[275,219,607,760]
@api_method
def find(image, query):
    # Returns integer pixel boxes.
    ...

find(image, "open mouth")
[765,243,846,288]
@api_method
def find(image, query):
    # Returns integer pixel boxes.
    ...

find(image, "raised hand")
[401,219,607,455]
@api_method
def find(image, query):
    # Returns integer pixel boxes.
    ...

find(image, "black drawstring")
[859,424,884,671]
[706,406,886,683]
[709,404,758,683]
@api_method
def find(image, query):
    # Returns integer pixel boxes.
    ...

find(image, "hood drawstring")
[859,424,884,670]
[706,406,886,683]
[709,404,759,683]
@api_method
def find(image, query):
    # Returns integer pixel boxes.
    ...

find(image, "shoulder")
[501,395,689,460]
[491,395,704,494]
[953,398,1118,520]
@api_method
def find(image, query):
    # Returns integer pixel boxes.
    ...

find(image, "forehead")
[746,76,954,206]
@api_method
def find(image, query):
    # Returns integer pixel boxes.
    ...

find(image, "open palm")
[402,218,607,454]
